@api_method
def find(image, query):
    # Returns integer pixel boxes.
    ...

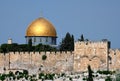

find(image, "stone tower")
[73,40,110,72]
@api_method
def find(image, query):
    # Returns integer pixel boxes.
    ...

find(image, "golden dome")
[26,17,57,37]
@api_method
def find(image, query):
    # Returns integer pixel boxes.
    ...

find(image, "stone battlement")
[0,51,74,74]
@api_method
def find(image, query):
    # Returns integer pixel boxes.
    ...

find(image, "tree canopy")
[78,34,84,41]
[0,43,57,53]
[87,65,93,81]
[60,32,74,51]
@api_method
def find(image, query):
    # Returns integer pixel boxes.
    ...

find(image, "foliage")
[0,43,19,53]
[83,77,87,80]
[35,44,57,52]
[87,65,93,81]
[78,34,84,41]
[60,32,74,51]
[0,43,57,53]
[45,74,54,80]
[61,73,65,77]
[78,34,89,41]
[0,74,6,81]
[105,76,112,81]
[23,70,29,75]
[39,73,44,79]
[28,38,32,51]
[18,44,29,52]
[0,44,9,53]
[30,78,37,81]
[39,73,55,80]
[81,34,84,41]
[8,71,14,77]
[108,41,111,48]
[42,55,47,60]
[0,70,56,80]
[116,73,120,81]
[69,77,72,81]
[97,70,115,75]
[0,47,2,53]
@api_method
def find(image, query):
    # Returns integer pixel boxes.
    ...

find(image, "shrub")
[8,71,14,77]
[42,55,47,60]
[97,70,115,75]
[15,71,20,75]
[0,74,6,81]
[83,77,87,80]
[69,77,72,81]
[23,70,29,75]
[105,76,112,81]
[61,73,65,77]
[39,73,44,79]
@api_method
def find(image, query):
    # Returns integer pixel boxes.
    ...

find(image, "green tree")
[23,70,29,75]
[78,34,84,41]
[60,32,74,51]
[81,34,84,41]
[28,38,32,51]
[71,35,74,51]
[0,44,8,53]
[87,65,93,81]
[35,44,57,52]
[0,46,2,53]
[9,43,18,52]
[0,43,18,53]
[18,44,29,52]
[39,73,45,79]
[0,74,6,81]
[105,76,112,81]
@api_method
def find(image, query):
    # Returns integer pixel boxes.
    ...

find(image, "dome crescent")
[26,17,57,37]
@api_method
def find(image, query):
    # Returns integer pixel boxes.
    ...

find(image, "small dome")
[26,17,57,37]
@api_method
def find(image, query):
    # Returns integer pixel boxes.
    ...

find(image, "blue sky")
[0,0,120,48]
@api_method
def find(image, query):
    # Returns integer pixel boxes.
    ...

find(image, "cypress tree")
[28,38,32,51]
[87,65,93,81]
[81,34,84,41]
[60,32,74,51]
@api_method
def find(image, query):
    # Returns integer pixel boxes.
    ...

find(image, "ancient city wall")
[0,51,73,74]
[109,49,120,71]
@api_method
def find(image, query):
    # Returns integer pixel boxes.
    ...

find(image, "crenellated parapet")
[0,51,73,74]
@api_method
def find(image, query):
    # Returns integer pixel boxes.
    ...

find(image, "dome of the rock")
[25,17,57,45]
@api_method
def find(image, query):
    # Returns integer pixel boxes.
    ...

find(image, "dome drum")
[26,36,57,45]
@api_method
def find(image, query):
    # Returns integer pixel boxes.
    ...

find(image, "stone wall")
[0,52,73,74]
[74,41,109,72]
[109,49,120,71]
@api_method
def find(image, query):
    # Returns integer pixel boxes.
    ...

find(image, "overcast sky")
[0,0,120,48]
